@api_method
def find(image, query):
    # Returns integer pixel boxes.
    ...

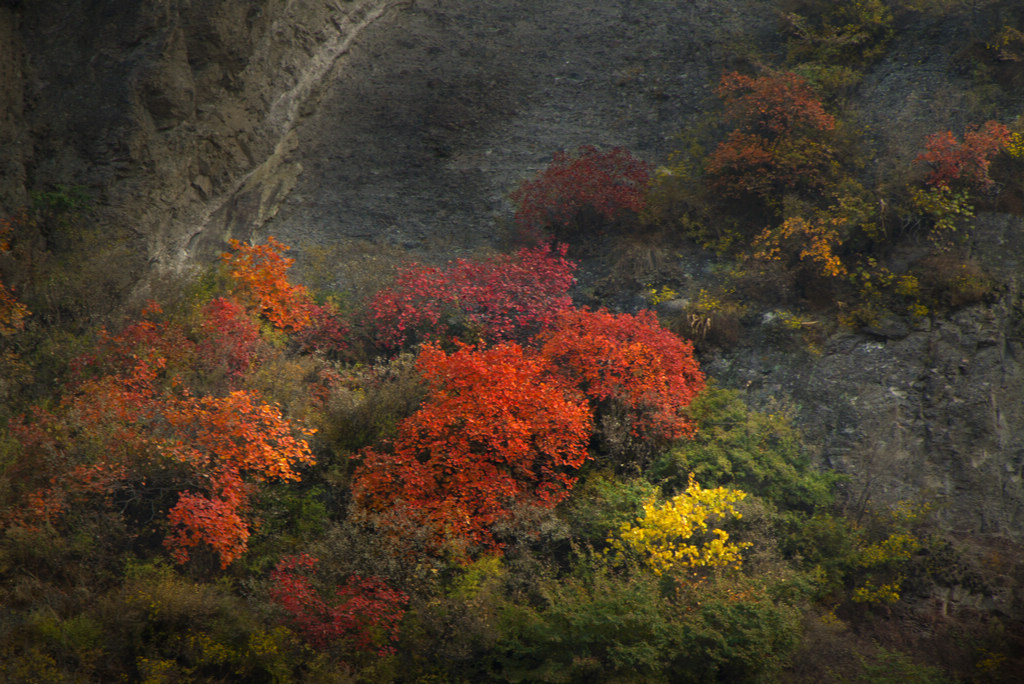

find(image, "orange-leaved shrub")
[353,341,592,553]
[8,302,315,569]
[913,120,1010,191]
[705,70,837,201]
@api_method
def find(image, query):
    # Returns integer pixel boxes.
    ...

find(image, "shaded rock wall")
[0,0,401,271]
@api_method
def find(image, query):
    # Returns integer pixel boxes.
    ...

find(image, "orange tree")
[6,302,316,570]
[353,307,706,553]
[352,341,592,554]
[913,120,1010,192]
[705,70,838,203]
[539,308,705,452]
[223,237,349,357]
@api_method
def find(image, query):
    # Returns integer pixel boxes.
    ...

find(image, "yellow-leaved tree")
[608,474,750,576]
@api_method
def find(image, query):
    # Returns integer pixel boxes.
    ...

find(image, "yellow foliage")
[645,284,679,306]
[608,474,750,576]
[851,579,902,605]
[754,215,847,278]
[859,532,920,568]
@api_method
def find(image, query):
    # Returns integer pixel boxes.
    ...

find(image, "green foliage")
[651,387,835,515]
[485,559,802,684]
[564,472,660,548]
[781,0,895,71]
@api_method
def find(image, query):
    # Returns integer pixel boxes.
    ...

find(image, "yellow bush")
[608,474,750,575]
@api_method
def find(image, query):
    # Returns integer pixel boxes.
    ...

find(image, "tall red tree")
[352,341,592,552]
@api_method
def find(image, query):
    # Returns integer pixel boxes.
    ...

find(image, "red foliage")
[161,390,316,566]
[705,71,836,199]
[293,300,351,358]
[539,308,705,444]
[914,120,1010,190]
[352,341,592,552]
[270,554,408,654]
[10,307,316,569]
[366,244,575,352]
[509,145,652,237]
[196,297,263,382]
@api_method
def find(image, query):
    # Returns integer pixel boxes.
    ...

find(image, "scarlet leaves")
[270,554,408,654]
[367,244,575,351]
[914,121,1010,191]
[353,342,592,551]
[509,145,652,237]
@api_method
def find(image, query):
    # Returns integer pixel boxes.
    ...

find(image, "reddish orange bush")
[366,244,575,352]
[509,145,652,238]
[705,71,837,199]
[914,120,1010,191]
[270,554,408,654]
[353,341,592,552]
[9,303,315,569]
[222,237,314,333]
[540,308,705,444]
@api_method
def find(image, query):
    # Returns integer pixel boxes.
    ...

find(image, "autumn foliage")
[540,308,705,444]
[366,244,575,351]
[913,120,1010,191]
[354,306,705,553]
[9,302,315,569]
[353,342,593,551]
[222,237,315,332]
[0,217,29,337]
[270,554,408,654]
[509,145,652,237]
[705,71,837,199]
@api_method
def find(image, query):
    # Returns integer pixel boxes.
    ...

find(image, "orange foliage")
[913,120,1010,191]
[539,308,705,444]
[222,237,314,333]
[9,302,315,569]
[353,342,592,552]
[705,71,837,199]
[754,215,847,278]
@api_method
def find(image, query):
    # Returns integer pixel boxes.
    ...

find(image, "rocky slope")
[3,0,1024,613]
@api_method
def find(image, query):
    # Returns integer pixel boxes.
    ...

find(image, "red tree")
[270,554,408,654]
[509,145,652,237]
[914,120,1010,191]
[352,341,592,552]
[539,308,705,445]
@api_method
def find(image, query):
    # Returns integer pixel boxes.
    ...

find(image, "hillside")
[2,0,1024,681]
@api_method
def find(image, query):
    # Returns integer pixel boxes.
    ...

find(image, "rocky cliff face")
[3,0,1024,604]
[0,0,404,271]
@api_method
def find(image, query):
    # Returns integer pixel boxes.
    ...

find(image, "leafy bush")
[705,70,839,203]
[510,145,652,240]
[365,244,575,352]
[352,341,592,555]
